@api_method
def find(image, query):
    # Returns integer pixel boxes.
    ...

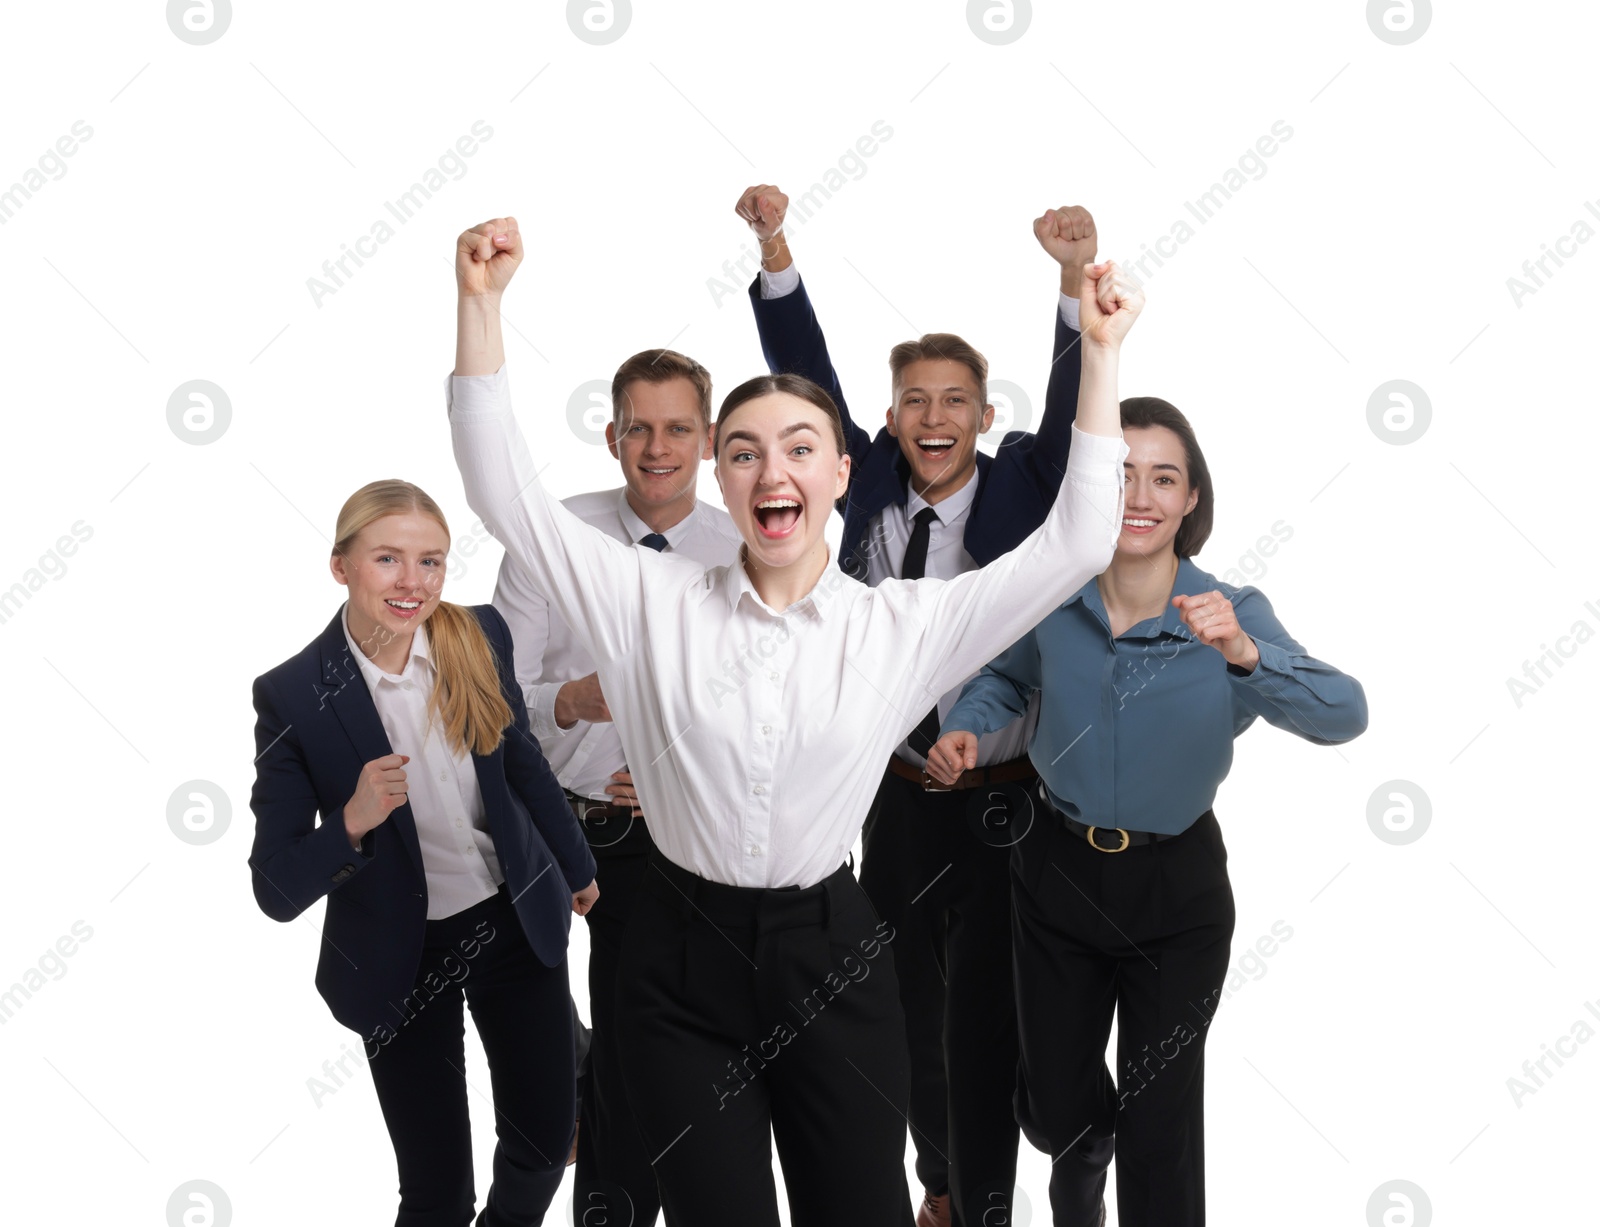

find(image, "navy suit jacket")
[248,602,595,1044]
[747,274,1084,579]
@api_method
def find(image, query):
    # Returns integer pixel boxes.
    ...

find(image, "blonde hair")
[332,480,512,758]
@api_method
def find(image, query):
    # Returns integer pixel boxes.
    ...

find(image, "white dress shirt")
[493,487,741,800]
[447,364,1125,889]
[341,602,503,918]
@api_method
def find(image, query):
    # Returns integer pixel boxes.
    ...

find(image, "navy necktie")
[900,508,943,757]
[639,533,668,552]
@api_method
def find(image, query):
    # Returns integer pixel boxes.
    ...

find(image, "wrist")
[553,682,578,730]
[759,232,792,273]
[1058,266,1082,299]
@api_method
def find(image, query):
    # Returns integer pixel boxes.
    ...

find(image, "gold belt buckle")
[1085,825,1131,853]
[920,768,954,793]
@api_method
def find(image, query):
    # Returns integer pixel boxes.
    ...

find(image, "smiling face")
[330,512,448,655]
[606,376,713,516]
[1118,425,1200,561]
[714,392,850,574]
[886,358,995,504]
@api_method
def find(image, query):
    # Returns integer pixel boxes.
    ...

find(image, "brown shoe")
[915,1190,950,1227]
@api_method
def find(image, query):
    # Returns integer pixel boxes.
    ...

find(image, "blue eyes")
[378,555,440,565]
[732,446,812,463]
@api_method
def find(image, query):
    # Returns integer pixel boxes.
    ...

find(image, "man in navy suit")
[250,505,597,1227]
[734,186,1099,1227]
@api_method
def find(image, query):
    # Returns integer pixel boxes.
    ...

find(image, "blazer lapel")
[315,609,427,885]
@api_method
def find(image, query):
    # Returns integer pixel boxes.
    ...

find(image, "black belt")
[645,850,850,930]
[1037,780,1191,853]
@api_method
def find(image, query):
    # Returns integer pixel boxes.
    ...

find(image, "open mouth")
[385,598,423,618]
[1121,517,1160,535]
[640,464,680,482]
[915,436,957,461]
[754,497,802,539]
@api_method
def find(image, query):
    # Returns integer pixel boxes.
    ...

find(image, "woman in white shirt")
[446,215,1139,1227]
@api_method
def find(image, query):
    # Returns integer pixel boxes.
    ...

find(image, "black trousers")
[366,884,574,1227]
[1011,807,1236,1227]
[858,766,1024,1226]
[614,850,916,1227]
[571,802,662,1227]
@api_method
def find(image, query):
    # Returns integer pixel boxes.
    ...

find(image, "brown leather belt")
[886,753,1037,792]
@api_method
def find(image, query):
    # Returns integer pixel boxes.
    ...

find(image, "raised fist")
[734,185,789,243]
[455,217,522,297]
[1079,260,1143,349]
[1034,205,1097,292]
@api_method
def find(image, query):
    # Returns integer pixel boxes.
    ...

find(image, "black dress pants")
[1011,807,1236,1227]
[614,851,916,1227]
[366,884,574,1227]
[858,766,1024,1226]
[571,803,662,1227]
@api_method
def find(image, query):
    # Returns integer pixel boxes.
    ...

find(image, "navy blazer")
[747,274,1084,579]
[248,602,595,1045]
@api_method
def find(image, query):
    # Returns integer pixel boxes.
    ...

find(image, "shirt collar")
[1062,557,1212,638]
[617,488,696,550]
[721,545,837,623]
[341,599,431,688]
[905,465,978,527]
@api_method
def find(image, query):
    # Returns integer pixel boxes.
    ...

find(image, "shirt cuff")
[528,680,574,742]
[445,362,509,416]
[1063,421,1130,483]
[1058,292,1081,332]
[759,263,801,299]
[1228,636,1292,690]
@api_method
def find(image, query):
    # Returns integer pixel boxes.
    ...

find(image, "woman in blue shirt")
[926,397,1367,1227]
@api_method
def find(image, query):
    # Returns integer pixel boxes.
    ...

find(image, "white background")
[0,1,1592,1224]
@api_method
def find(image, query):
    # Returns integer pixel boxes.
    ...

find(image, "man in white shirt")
[492,347,740,1227]
[735,186,1099,1227]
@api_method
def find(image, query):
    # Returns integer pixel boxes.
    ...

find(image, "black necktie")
[639,533,668,552]
[900,507,943,757]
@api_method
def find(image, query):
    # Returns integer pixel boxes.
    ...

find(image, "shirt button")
[769,671,779,683]
[403,681,414,691]
[748,845,762,856]
[762,725,772,735]
[439,770,448,781]
[753,784,765,795]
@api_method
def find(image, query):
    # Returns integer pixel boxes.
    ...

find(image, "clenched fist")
[1079,260,1143,350]
[344,753,410,850]
[924,731,979,788]
[1033,205,1097,297]
[455,217,523,298]
[734,184,788,242]
[1172,591,1259,671]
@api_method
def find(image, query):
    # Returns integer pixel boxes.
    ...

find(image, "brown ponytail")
[332,480,512,758]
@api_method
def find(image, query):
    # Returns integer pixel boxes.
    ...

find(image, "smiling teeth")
[919,438,955,447]
[757,498,800,508]
[1123,519,1157,527]
[645,467,676,474]
[387,599,421,609]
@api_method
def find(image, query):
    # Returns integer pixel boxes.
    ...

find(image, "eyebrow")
[899,386,972,396]
[371,545,447,556]
[721,421,822,446]
[1123,462,1184,472]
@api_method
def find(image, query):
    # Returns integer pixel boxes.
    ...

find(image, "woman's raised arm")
[448,217,646,665]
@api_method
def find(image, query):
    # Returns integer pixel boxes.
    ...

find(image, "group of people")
[248,188,1367,1227]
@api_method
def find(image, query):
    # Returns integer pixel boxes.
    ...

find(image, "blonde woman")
[248,480,599,1226]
